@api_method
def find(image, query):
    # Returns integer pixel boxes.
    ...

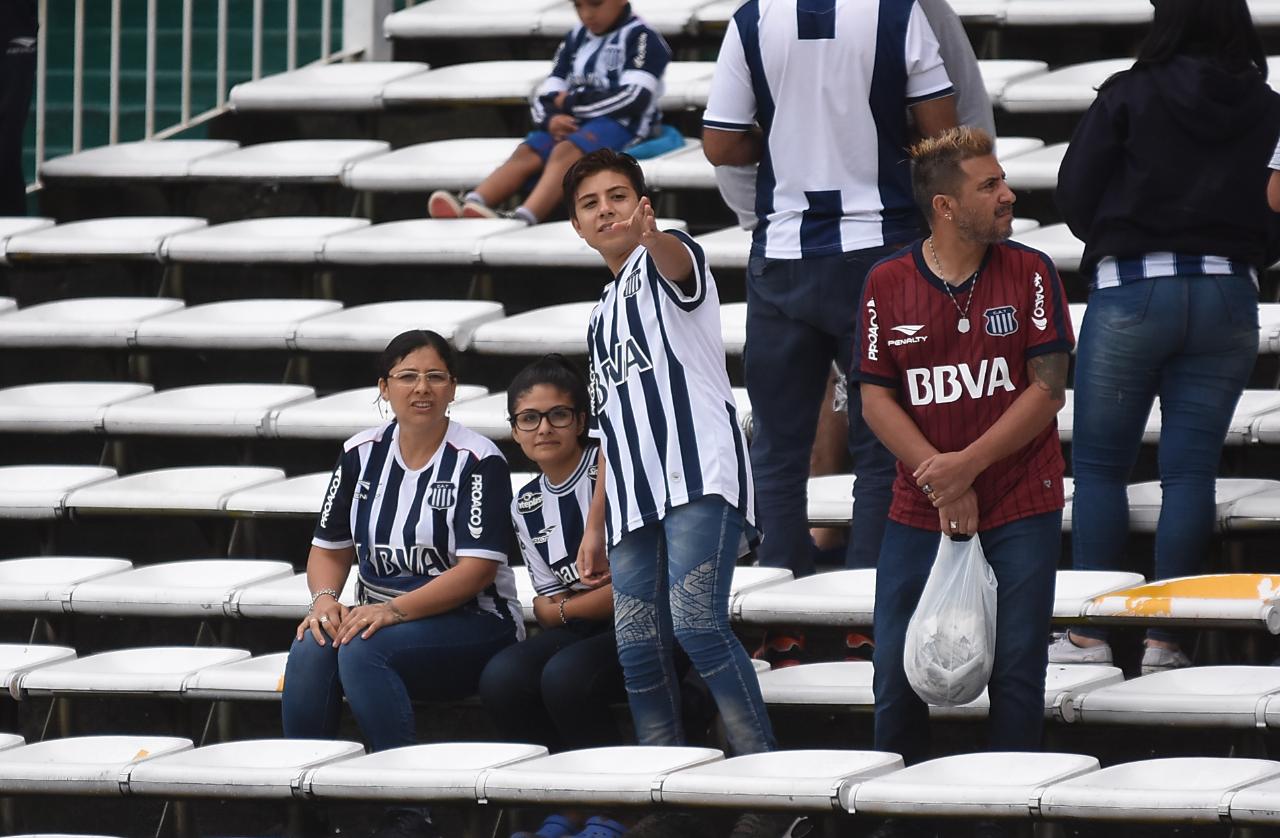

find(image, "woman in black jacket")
[1053,0,1280,674]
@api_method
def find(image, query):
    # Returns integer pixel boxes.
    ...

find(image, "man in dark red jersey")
[852,127,1072,837]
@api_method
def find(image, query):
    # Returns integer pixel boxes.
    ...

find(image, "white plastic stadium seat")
[187,139,388,182]
[1259,304,1280,355]
[976,59,1050,103]
[0,645,78,694]
[1003,143,1067,191]
[448,393,521,441]
[846,752,1100,820]
[994,136,1047,162]
[269,384,487,440]
[469,302,597,356]
[133,299,342,351]
[540,0,720,37]
[183,653,289,701]
[0,217,56,264]
[659,750,903,812]
[1037,758,1280,824]
[657,61,718,110]
[0,734,22,750]
[18,647,251,697]
[695,226,753,271]
[67,559,294,618]
[224,471,332,517]
[734,569,876,627]
[5,217,207,261]
[722,302,745,354]
[101,384,314,438]
[0,557,132,614]
[230,61,431,111]
[0,465,117,520]
[1052,570,1146,620]
[1228,774,1280,826]
[1004,0,1152,26]
[0,297,184,348]
[728,566,794,602]
[0,736,192,795]
[382,61,549,106]
[512,566,537,623]
[1128,479,1280,533]
[807,474,854,526]
[939,664,1123,722]
[383,0,562,39]
[303,742,548,801]
[0,382,153,433]
[162,217,371,264]
[0,297,14,314]
[232,572,359,620]
[292,300,504,352]
[341,138,522,193]
[1225,492,1280,532]
[639,141,714,190]
[321,219,527,265]
[139,384,316,435]
[1082,574,1280,631]
[1000,59,1133,114]
[1014,223,1083,272]
[480,746,723,806]
[757,661,876,710]
[1071,666,1280,728]
[1147,390,1280,446]
[66,466,286,516]
[479,219,688,268]
[40,140,239,180]
[125,739,364,799]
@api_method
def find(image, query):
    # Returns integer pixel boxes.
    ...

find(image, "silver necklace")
[927,236,978,334]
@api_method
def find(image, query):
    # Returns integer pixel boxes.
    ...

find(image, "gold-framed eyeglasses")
[387,370,453,387]
[511,405,578,432]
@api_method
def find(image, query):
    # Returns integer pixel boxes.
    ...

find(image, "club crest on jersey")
[517,490,543,514]
[622,265,643,297]
[427,482,456,510]
[984,306,1019,337]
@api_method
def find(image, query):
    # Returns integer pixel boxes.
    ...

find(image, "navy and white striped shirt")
[587,232,756,548]
[511,444,598,597]
[1092,253,1259,291]
[703,0,953,259]
[530,4,671,141]
[313,419,524,636]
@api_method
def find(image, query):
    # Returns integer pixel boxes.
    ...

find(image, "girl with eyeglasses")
[478,355,632,838]
[282,329,523,838]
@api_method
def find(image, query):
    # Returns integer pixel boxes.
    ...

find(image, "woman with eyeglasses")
[282,329,523,838]
[476,356,633,838]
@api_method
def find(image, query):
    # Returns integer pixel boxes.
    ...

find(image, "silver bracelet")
[308,588,340,613]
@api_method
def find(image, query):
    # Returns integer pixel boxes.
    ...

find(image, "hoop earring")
[376,395,389,421]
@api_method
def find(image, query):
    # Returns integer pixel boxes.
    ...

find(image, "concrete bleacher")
[10,4,1280,837]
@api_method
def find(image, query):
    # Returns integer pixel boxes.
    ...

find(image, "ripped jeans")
[609,494,776,755]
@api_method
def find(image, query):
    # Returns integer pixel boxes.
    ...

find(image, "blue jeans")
[873,511,1061,766]
[609,495,776,755]
[745,247,900,574]
[1071,276,1258,644]
[478,620,625,752]
[282,607,517,752]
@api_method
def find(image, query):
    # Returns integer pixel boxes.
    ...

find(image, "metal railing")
[26,0,394,192]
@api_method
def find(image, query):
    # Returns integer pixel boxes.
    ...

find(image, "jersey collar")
[542,444,597,496]
[911,238,994,296]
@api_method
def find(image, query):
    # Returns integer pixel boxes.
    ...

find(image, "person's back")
[704,0,954,259]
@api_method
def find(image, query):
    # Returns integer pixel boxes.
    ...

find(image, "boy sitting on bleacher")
[428,0,672,226]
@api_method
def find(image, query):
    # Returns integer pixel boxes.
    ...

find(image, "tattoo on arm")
[1028,353,1069,401]
[1029,353,1070,401]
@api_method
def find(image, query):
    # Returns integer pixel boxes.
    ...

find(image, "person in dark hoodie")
[1053,0,1280,674]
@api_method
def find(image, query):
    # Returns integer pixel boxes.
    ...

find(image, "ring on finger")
[922,483,934,495]
[319,615,329,624]
[949,520,959,530]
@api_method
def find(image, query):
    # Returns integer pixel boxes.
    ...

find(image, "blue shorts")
[524,116,637,161]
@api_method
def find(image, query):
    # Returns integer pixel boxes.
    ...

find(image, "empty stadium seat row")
[3,734,1280,827]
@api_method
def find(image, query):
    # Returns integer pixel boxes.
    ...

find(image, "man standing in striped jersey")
[852,127,1071,838]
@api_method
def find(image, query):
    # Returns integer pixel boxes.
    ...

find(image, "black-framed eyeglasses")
[510,405,579,432]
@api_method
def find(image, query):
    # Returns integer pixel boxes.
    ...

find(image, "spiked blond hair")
[909,126,996,222]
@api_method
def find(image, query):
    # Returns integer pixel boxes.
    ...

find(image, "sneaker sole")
[461,203,499,219]
[428,192,462,219]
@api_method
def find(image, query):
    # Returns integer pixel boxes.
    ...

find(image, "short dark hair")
[908,126,996,223]
[1136,0,1266,78]
[506,354,591,445]
[562,148,648,215]
[376,329,456,380]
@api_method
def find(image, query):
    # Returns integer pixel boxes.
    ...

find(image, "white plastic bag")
[903,535,998,706]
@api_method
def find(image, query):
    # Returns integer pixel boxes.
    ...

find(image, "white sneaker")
[1141,644,1191,676]
[1047,632,1113,664]
[428,190,464,219]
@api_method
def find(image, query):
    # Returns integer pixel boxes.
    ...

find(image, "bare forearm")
[703,127,763,166]
[563,584,613,621]
[306,545,354,597]
[963,387,1062,473]
[392,557,498,620]
[861,385,938,472]
[646,230,694,285]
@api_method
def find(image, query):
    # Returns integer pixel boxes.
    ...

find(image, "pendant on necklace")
[957,317,971,334]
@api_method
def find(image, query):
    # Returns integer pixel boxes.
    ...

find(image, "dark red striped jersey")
[851,239,1074,532]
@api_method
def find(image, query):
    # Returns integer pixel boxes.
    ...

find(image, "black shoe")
[370,809,441,838]
[729,812,802,838]
[864,818,936,838]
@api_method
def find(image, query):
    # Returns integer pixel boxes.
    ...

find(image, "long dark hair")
[1135,0,1267,78]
